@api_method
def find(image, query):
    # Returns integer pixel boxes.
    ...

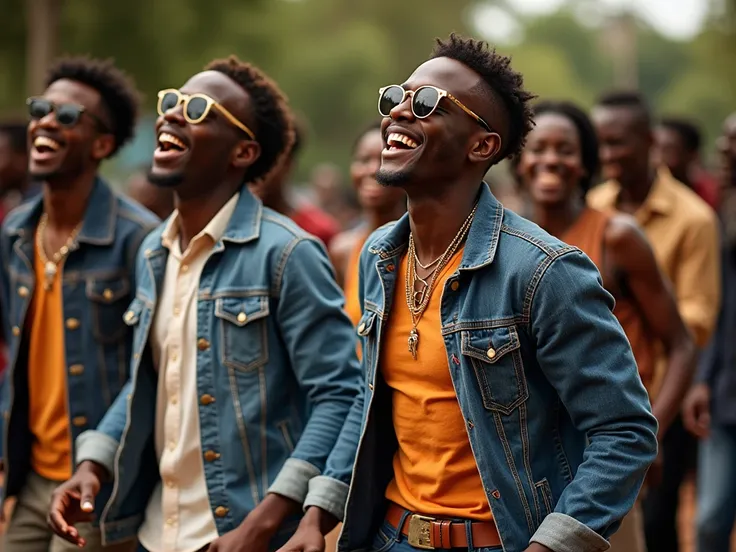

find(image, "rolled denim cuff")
[302,475,349,521]
[75,430,119,476]
[267,458,320,504]
[530,513,610,552]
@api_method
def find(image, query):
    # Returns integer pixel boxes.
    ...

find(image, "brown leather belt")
[386,503,501,550]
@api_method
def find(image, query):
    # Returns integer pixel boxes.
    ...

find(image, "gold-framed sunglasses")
[378,84,492,132]
[156,88,256,140]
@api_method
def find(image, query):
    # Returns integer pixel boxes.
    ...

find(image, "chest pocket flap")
[86,277,131,343]
[215,295,270,326]
[215,294,270,372]
[461,325,528,414]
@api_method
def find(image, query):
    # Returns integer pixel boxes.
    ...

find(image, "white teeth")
[33,136,61,151]
[158,132,187,150]
[387,132,419,149]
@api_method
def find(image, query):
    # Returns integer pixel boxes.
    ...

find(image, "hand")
[277,507,339,552]
[644,450,664,489]
[524,544,554,552]
[209,493,300,552]
[47,461,107,547]
[683,383,711,439]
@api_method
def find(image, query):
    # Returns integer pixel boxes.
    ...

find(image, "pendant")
[44,261,57,291]
[408,328,419,360]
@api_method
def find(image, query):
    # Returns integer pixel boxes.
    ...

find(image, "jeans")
[370,518,502,552]
[696,424,736,552]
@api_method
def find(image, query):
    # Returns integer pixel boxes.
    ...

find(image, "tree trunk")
[26,0,62,96]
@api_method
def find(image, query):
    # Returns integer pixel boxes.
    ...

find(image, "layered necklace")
[36,213,82,291]
[404,202,477,360]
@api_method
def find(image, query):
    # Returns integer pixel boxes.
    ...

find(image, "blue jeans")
[371,517,502,552]
[696,424,736,552]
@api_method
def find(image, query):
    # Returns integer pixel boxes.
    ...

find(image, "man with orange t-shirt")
[280,35,657,552]
[0,58,157,551]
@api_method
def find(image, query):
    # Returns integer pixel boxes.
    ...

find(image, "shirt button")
[65,318,80,330]
[486,348,496,359]
[200,394,215,405]
[214,506,229,518]
[173,306,181,316]
[166,517,176,526]
[171,353,178,362]
[197,338,210,351]
[181,264,189,273]
[451,281,460,291]
[166,479,175,488]
[171,396,178,405]
[18,286,29,298]
[168,441,176,450]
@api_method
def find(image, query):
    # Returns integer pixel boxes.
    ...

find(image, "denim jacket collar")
[4,177,118,246]
[368,182,504,271]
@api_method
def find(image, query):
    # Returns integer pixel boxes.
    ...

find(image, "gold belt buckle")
[407,514,435,549]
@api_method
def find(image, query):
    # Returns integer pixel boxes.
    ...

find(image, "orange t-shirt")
[382,248,492,521]
[28,237,72,481]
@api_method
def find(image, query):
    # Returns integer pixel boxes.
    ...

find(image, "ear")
[469,132,503,165]
[232,140,261,170]
[91,134,115,161]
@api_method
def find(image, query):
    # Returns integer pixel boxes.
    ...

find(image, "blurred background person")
[0,121,36,221]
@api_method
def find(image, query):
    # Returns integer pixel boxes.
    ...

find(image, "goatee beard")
[375,168,410,187]
[148,171,184,189]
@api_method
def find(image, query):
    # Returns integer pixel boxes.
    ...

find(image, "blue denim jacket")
[0,179,158,502]
[75,188,362,545]
[306,185,658,552]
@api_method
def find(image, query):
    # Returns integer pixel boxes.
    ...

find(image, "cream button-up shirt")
[138,194,239,552]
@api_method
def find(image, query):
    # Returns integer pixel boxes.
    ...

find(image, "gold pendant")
[44,261,56,291]
[408,328,419,360]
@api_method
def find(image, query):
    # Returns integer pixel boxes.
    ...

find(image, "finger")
[79,481,96,513]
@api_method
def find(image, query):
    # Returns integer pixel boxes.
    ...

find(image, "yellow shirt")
[588,168,720,348]
[382,248,492,521]
[138,193,239,552]
[28,234,72,481]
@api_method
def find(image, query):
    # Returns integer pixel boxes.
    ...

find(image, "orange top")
[28,236,72,481]
[344,233,369,360]
[562,208,656,389]
[382,248,492,521]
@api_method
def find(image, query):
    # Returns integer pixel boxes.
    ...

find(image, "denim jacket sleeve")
[528,249,658,552]
[302,239,371,520]
[266,238,362,508]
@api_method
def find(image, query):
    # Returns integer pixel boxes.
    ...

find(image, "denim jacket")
[306,185,658,552]
[75,188,362,545]
[0,179,158,502]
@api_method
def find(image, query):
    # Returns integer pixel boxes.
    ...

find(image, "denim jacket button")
[197,338,210,351]
[65,318,80,330]
[491,490,501,499]
[368,383,374,391]
[11,326,20,337]
[386,264,395,273]
[69,364,84,376]
[200,394,216,405]
[124,311,136,323]
[236,312,247,324]
[204,450,221,462]
[103,289,114,301]
[18,286,29,298]
[72,416,87,427]
[214,506,229,517]
[451,281,460,291]
[358,323,366,334]
[486,348,496,359]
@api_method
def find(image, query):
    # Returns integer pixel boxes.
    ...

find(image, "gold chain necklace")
[36,213,82,291]
[404,203,478,359]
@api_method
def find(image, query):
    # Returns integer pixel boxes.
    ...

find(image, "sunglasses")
[157,89,256,141]
[378,85,492,132]
[26,97,109,131]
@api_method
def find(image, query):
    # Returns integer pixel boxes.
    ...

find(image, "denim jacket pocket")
[86,277,131,344]
[461,324,529,415]
[215,294,270,372]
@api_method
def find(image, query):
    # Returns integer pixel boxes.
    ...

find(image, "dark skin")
[28,79,116,257]
[653,125,696,187]
[47,71,298,552]
[329,128,406,287]
[519,113,696,484]
[683,112,736,440]
[591,105,655,214]
[279,58,550,552]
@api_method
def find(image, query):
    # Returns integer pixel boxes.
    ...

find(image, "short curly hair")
[431,34,536,161]
[205,56,295,186]
[46,56,140,156]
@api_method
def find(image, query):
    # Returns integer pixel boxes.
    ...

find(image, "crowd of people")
[0,32,733,552]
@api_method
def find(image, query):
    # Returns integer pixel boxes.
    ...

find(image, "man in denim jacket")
[48,57,361,552]
[282,35,657,552]
[0,58,158,551]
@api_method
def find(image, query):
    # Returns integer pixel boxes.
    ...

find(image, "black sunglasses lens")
[186,97,208,121]
[379,86,405,116]
[28,99,52,120]
[55,104,83,127]
[413,87,440,118]
[160,92,180,113]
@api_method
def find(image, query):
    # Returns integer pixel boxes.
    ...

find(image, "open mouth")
[386,132,420,151]
[33,135,63,154]
[157,132,189,153]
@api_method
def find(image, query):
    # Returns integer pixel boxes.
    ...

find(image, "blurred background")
[1,0,734,191]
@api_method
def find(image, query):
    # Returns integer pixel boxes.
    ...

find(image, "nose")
[35,109,60,131]
[539,148,562,168]
[390,91,415,123]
